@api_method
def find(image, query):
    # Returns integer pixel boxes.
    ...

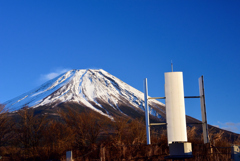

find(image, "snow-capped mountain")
[4,69,166,120]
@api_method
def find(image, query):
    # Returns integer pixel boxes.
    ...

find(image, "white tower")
[164,71,192,158]
[165,72,187,143]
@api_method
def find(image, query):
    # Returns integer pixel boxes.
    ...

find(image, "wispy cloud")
[39,68,70,83]
[217,121,240,133]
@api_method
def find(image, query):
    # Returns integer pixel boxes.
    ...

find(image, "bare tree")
[128,118,146,144]
[39,120,74,160]
[0,104,14,154]
[14,107,47,160]
[59,108,102,152]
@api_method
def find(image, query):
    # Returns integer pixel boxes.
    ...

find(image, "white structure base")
[169,142,192,156]
[66,151,73,161]
[232,145,240,161]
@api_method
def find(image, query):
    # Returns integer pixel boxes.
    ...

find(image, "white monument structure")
[144,69,209,158]
[165,72,187,144]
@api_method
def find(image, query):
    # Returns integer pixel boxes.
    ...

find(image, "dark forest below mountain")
[0,104,240,161]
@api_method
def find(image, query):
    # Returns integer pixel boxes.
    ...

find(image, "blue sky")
[1,1,240,133]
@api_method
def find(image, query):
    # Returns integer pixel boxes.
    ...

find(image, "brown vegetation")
[0,104,239,160]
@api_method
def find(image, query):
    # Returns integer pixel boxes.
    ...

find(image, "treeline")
[0,104,149,160]
[0,104,239,161]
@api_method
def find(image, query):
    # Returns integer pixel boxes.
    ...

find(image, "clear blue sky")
[1,1,240,133]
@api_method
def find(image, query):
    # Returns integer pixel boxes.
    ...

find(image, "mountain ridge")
[4,69,165,120]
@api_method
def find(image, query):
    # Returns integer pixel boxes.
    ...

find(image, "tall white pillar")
[165,72,187,144]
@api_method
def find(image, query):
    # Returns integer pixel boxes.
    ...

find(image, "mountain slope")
[4,69,166,120]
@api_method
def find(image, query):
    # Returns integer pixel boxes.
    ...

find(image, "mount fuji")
[3,69,167,121]
[3,69,240,139]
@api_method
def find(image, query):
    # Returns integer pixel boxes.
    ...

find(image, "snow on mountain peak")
[3,69,165,119]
